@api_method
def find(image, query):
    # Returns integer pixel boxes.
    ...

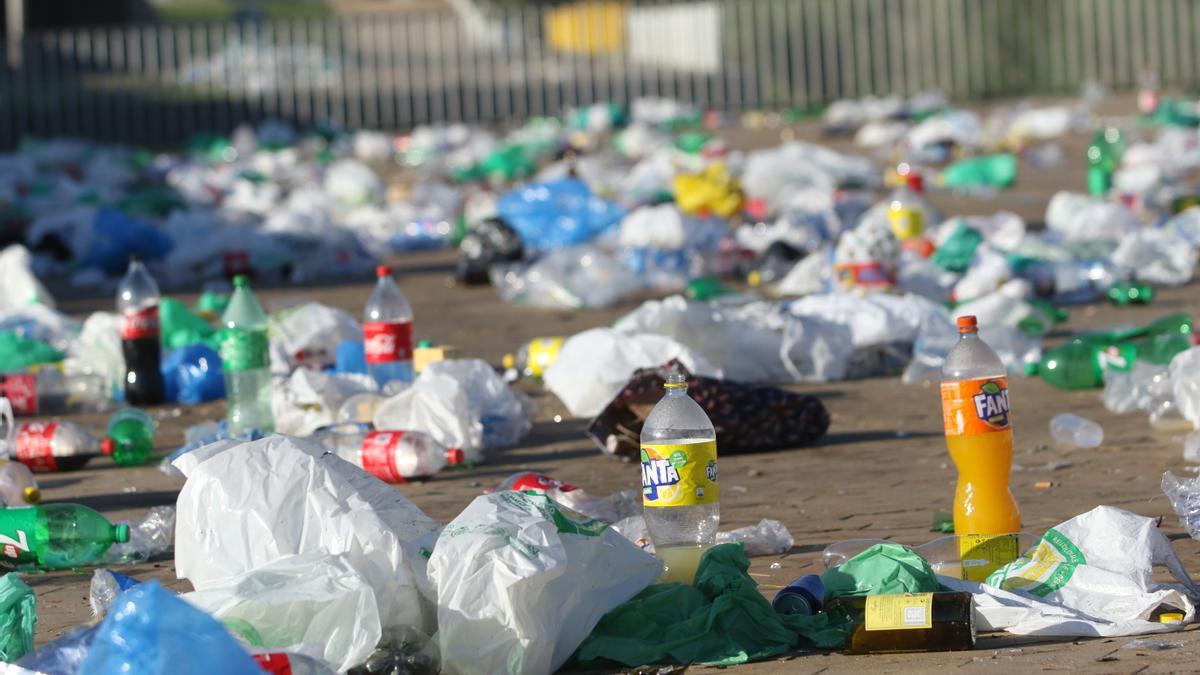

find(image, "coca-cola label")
[510,472,579,494]
[15,423,58,472]
[252,654,294,675]
[122,306,160,340]
[363,321,413,364]
[2,374,37,416]
[361,431,406,483]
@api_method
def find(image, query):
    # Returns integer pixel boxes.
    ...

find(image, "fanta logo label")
[642,458,680,500]
[972,380,1010,428]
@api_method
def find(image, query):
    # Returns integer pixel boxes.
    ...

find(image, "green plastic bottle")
[220,275,275,435]
[1026,313,1194,389]
[101,408,156,467]
[0,504,129,570]
[1086,128,1125,196]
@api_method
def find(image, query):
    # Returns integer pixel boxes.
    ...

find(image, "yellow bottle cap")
[501,353,516,370]
[747,271,762,287]
[22,486,40,504]
[1159,612,1185,623]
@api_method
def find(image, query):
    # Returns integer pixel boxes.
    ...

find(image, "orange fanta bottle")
[940,316,1021,535]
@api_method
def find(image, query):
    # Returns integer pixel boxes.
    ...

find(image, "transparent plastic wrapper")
[490,245,640,309]
[952,245,1011,303]
[903,109,983,151]
[104,506,175,565]
[420,360,533,448]
[1185,431,1200,463]
[1169,347,1200,429]
[89,569,142,619]
[272,369,378,437]
[493,472,640,524]
[0,245,55,311]
[939,506,1199,637]
[1049,413,1104,449]
[1163,472,1200,539]
[1102,361,1172,415]
[270,302,363,371]
[1110,229,1198,287]
[427,492,662,675]
[337,391,385,424]
[714,519,794,556]
[80,580,263,675]
[1044,191,1139,242]
[741,141,880,208]
[372,373,483,460]
[186,551,383,672]
[543,328,718,418]
[173,435,442,637]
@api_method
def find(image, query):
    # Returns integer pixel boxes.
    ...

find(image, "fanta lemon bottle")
[641,370,719,584]
[940,316,1021,535]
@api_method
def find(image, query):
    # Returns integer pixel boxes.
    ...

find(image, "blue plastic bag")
[85,208,173,275]
[161,344,225,404]
[80,580,261,675]
[496,178,625,250]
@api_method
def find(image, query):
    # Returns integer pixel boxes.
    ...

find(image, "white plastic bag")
[427,492,662,675]
[372,373,484,460]
[185,551,383,672]
[269,302,363,370]
[420,360,533,448]
[174,435,442,637]
[941,506,1198,637]
[543,327,718,418]
[1110,229,1198,286]
[272,369,378,437]
[1170,346,1200,430]
[0,245,55,310]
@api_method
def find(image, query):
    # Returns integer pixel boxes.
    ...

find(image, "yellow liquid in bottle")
[656,544,710,584]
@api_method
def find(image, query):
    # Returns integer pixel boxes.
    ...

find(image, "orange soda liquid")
[941,376,1021,535]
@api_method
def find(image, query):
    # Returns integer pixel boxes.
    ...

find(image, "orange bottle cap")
[957,315,978,333]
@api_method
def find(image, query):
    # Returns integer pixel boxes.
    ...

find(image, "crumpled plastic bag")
[162,345,225,404]
[940,153,1017,189]
[672,163,743,217]
[940,506,1199,637]
[173,435,442,636]
[270,302,363,370]
[821,542,941,598]
[715,519,795,556]
[62,311,124,391]
[1045,191,1139,242]
[495,178,625,250]
[0,245,54,311]
[1170,346,1200,429]
[186,551,383,672]
[323,159,383,207]
[272,369,378,436]
[572,544,851,668]
[159,297,218,350]
[0,573,35,662]
[490,244,640,309]
[81,580,261,675]
[372,372,483,461]
[420,359,533,448]
[543,327,718,418]
[427,492,662,675]
[0,332,62,373]
[84,208,174,275]
[1110,229,1198,287]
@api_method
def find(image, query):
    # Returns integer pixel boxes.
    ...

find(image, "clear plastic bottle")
[940,315,1021,536]
[364,265,415,387]
[1049,413,1104,449]
[117,257,166,406]
[0,459,40,506]
[311,423,461,482]
[219,275,274,435]
[640,370,719,584]
[2,418,103,472]
[0,371,111,417]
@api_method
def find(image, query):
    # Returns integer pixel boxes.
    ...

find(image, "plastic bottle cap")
[906,172,925,193]
[376,265,392,278]
[100,438,116,456]
[502,353,516,369]
[956,315,978,333]
[418,339,433,348]
[1024,361,1038,376]
[446,448,465,466]
[233,274,249,288]
[114,524,131,543]
[22,486,40,504]
[747,270,762,287]
[1159,612,1185,623]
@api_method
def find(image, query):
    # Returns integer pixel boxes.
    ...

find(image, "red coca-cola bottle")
[363,265,415,387]
[117,257,165,405]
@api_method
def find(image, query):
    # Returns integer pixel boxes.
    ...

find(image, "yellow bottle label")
[527,337,564,377]
[958,533,1020,582]
[865,593,934,631]
[888,205,924,240]
[641,441,719,507]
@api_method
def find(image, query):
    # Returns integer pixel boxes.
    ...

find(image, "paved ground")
[25,95,1200,672]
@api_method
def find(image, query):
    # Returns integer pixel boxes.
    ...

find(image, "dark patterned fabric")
[587,360,831,459]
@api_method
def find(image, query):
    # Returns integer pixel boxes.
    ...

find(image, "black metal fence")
[0,0,1195,148]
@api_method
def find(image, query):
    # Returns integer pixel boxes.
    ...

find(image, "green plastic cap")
[418,339,433,348]
[233,274,249,288]
[1024,361,1038,376]
[114,524,131,543]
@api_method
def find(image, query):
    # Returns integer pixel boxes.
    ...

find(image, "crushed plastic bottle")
[89,569,142,618]
[1162,471,1200,539]
[312,423,463,482]
[1049,413,1104,449]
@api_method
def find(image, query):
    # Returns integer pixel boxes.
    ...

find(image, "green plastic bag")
[0,332,62,373]
[0,573,36,662]
[941,153,1018,189]
[821,543,941,599]
[160,297,218,350]
[195,291,230,319]
[572,544,852,668]
[930,221,983,273]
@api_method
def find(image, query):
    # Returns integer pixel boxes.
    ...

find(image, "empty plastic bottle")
[117,257,166,406]
[641,370,720,584]
[220,275,274,435]
[886,170,927,242]
[364,265,415,387]
[1027,314,1194,389]
[1162,471,1200,539]
[0,371,110,417]
[3,420,103,472]
[101,408,156,467]
[1086,127,1125,196]
[1049,413,1104,449]
[0,504,130,570]
[0,460,39,506]
[311,423,462,482]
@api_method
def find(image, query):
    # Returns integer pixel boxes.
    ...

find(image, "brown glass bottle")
[828,591,975,654]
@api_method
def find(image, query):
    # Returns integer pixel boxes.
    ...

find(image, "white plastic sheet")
[427,492,661,675]
[372,372,484,460]
[272,369,378,437]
